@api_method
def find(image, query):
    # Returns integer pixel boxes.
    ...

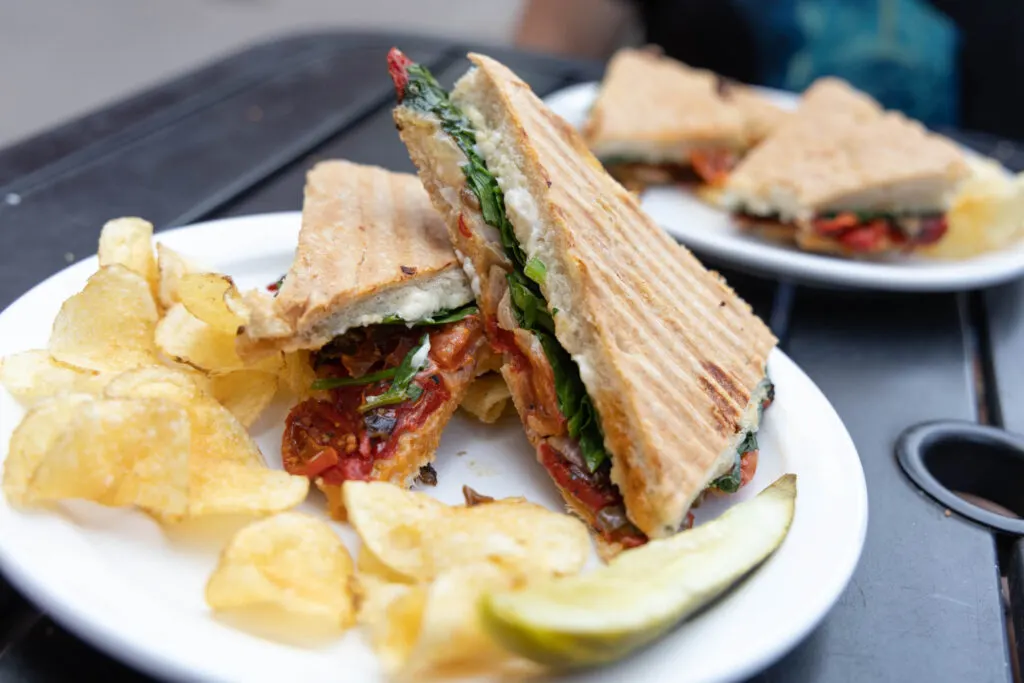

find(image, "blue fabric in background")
[733,0,959,126]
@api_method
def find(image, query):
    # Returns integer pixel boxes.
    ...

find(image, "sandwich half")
[389,49,777,554]
[723,78,970,256]
[582,48,790,191]
[238,160,486,517]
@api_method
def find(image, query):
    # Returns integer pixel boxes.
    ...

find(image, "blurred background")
[4,0,1021,148]
[0,0,526,148]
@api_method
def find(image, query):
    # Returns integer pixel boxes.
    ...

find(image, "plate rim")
[0,212,869,683]
[543,81,1024,293]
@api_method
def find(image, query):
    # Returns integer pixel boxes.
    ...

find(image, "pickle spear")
[480,474,797,668]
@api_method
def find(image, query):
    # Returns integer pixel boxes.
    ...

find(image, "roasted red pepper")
[387,47,414,102]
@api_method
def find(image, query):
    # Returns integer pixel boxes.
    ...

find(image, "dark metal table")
[0,31,1020,683]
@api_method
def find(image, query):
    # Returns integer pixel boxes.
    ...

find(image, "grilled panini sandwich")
[723,78,970,256]
[582,48,790,190]
[238,160,486,517]
[389,49,777,554]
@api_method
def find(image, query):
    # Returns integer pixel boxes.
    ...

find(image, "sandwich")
[238,160,487,517]
[723,78,970,256]
[388,49,777,554]
[581,48,790,191]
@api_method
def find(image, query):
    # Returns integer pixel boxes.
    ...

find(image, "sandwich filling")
[281,303,482,488]
[600,149,739,191]
[739,209,949,254]
[391,50,769,545]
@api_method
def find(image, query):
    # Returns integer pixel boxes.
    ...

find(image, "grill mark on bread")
[702,361,749,406]
[698,375,741,436]
[528,104,759,373]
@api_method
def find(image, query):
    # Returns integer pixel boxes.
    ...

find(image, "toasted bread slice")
[583,48,748,164]
[395,53,776,539]
[238,160,473,359]
[238,160,482,515]
[724,79,968,222]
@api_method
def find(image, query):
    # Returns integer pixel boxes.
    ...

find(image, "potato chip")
[178,273,246,335]
[49,265,159,372]
[460,373,512,423]
[206,512,355,629]
[3,394,95,506]
[189,461,309,517]
[23,398,190,517]
[104,366,307,517]
[924,158,1024,259]
[208,370,278,427]
[343,482,590,582]
[343,482,447,580]
[278,350,318,398]
[155,303,245,373]
[365,564,527,677]
[156,243,194,309]
[358,580,426,674]
[419,497,591,579]
[356,544,413,585]
[0,350,111,405]
[97,217,157,295]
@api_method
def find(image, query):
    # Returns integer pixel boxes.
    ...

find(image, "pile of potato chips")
[0,216,590,679]
[1,217,308,519]
[345,482,589,678]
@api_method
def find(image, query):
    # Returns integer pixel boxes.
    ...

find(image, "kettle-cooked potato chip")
[104,366,307,517]
[0,350,111,405]
[156,304,283,375]
[3,394,95,505]
[206,512,355,628]
[343,482,447,580]
[343,482,590,582]
[419,497,591,579]
[19,397,191,517]
[278,350,318,399]
[178,273,246,335]
[207,370,278,428]
[189,461,309,517]
[362,564,532,678]
[156,303,246,373]
[49,265,159,372]
[460,373,512,424]
[156,243,194,310]
[98,217,157,295]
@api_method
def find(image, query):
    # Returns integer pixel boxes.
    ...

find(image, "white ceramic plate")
[544,82,1024,292]
[0,213,868,683]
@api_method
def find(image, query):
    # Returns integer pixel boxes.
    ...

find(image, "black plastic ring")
[896,420,1024,535]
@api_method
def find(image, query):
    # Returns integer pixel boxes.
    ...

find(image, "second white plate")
[544,82,1024,292]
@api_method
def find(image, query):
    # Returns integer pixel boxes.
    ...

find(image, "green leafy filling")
[711,431,759,494]
[359,334,431,413]
[402,62,610,473]
[380,303,479,327]
[818,210,943,223]
[310,368,398,391]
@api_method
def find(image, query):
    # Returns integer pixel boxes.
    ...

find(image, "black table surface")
[0,31,1021,683]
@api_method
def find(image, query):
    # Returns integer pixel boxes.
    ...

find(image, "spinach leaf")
[524,257,547,285]
[359,334,431,413]
[311,368,398,391]
[507,272,554,335]
[380,303,479,327]
[710,432,759,493]
[402,63,526,268]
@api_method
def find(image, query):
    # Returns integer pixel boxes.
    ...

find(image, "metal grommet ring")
[896,420,1024,535]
